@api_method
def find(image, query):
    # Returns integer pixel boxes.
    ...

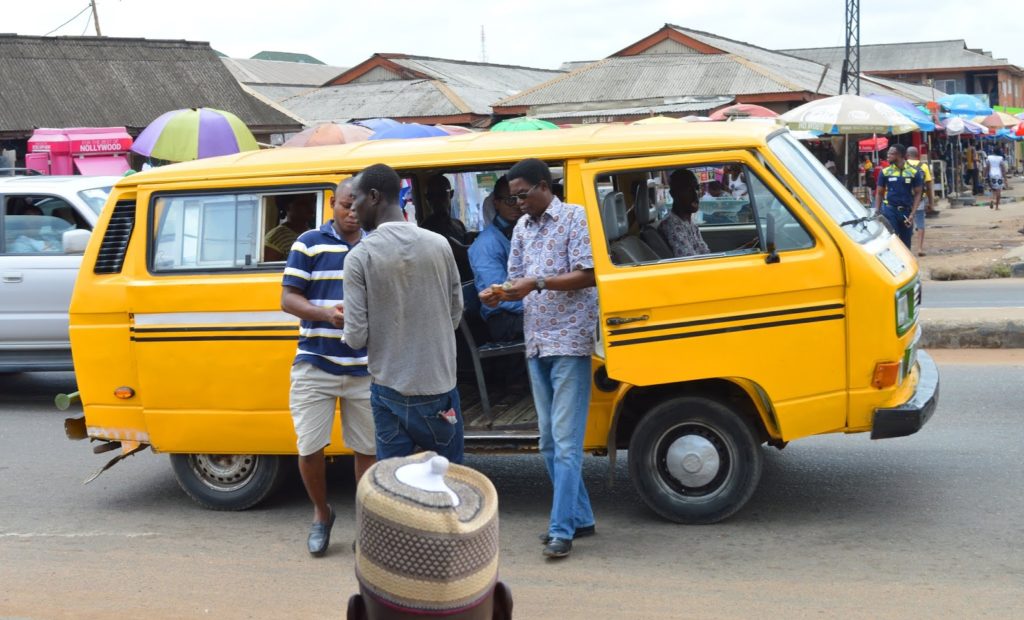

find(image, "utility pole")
[480,25,487,63]
[91,0,102,36]
[839,0,859,95]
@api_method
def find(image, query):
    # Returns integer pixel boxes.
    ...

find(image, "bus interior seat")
[601,191,659,265]
[634,185,673,259]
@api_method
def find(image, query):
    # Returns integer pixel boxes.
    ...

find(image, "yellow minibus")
[65,122,937,523]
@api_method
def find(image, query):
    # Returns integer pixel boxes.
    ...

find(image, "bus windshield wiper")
[840,213,879,228]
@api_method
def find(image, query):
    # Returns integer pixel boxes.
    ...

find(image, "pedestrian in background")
[906,146,933,257]
[481,158,598,560]
[342,164,466,463]
[874,144,923,249]
[281,179,375,557]
[986,146,1008,210]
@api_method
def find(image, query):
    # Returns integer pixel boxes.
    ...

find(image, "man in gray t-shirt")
[342,163,465,462]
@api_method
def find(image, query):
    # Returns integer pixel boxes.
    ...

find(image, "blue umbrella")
[353,118,401,132]
[865,94,935,131]
[938,94,994,117]
[368,123,448,140]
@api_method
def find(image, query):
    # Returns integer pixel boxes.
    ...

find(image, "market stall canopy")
[281,122,372,147]
[708,104,779,121]
[779,94,918,135]
[865,94,935,131]
[942,117,986,136]
[858,136,889,153]
[132,107,258,161]
[490,117,559,132]
[938,94,994,117]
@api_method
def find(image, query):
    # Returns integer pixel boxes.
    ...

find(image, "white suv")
[0,175,120,372]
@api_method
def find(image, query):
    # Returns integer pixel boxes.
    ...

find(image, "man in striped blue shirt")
[281,180,374,557]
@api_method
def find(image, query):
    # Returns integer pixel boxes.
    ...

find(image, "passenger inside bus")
[659,169,710,258]
[264,194,316,261]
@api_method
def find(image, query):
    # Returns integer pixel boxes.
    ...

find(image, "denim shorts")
[369,383,464,463]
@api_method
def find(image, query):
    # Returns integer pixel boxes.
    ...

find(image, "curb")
[920,315,1024,349]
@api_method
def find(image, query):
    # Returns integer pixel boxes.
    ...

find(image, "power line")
[44,3,92,36]
[80,6,95,35]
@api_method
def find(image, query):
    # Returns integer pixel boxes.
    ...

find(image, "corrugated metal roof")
[221,57,347,86]
[0,35,299,133]
[244,84,320,103]
[279,80,462,124]
[495,54,810,107]
[251,51,325,64]
[388,56,562,95]
[781,40,1022,73]
[535,97,733,120]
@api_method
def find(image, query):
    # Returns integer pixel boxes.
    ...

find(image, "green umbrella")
[490,117,559,132]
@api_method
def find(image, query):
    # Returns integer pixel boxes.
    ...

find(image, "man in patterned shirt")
[480,158,598,560]
[659,169,709,258]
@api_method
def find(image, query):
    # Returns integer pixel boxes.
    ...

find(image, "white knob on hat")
[395,455,460,506]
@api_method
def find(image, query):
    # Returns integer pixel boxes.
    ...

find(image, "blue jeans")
[527,355,595,540]
[882,205,913,248]
[370,383,464,463]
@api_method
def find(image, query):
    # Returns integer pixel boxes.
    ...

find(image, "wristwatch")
[535,276,546,291]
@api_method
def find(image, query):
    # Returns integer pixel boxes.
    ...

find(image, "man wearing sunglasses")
[480,158,598,560]
[469,176,524,344]
[422,174,469,244]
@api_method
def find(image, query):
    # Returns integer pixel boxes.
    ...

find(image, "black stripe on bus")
[608,303,845,336]
[608,313,845,348]
[131,335,299,342]
[131,325,298,334]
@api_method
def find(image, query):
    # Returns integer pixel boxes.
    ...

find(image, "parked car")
[0,175,120,371]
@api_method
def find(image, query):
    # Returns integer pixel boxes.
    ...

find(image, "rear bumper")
[871,350,939,439]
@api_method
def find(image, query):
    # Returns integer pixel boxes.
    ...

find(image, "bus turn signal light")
[114,386,136,399]
[871,362,900,389]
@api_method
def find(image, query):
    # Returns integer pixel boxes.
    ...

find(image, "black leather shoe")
[543,537,572,558]
[307,505,335,557]
[538,524,596,544]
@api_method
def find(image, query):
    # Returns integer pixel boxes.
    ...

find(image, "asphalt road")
[2,358,1023,619]
[922,278,1024,308]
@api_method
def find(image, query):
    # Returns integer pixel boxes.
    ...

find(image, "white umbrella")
[779,94,919,135]
[780,94,919,183]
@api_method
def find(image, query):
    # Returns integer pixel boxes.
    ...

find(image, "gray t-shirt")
[343,222,463,395]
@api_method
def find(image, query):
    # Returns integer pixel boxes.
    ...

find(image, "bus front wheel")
[169,453,283,511]
[628,396,763,524]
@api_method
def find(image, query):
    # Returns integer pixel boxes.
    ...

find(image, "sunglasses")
[509,183,540,203]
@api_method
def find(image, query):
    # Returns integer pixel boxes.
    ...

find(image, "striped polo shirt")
[282,222,368,376]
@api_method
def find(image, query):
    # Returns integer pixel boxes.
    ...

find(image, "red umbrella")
[282,123,372,147]
[1016,122,1024,137]
[708,103,779,121]
[858,136,889,153]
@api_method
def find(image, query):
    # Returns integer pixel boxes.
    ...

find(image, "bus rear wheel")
[628,396,763,524]
[169,453,283,511]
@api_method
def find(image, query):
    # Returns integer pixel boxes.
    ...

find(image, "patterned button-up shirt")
[508,197,598,358]
[658,213,709,257]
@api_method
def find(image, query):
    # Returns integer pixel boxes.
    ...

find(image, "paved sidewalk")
[920,307,1024,348]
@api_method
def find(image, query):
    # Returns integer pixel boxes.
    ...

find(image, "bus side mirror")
[62,229,91,254]
[765,213,780,264]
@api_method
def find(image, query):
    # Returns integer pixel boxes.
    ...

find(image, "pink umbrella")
[708,103,779,121]
[435,124,474,135]
[282,123,372,147]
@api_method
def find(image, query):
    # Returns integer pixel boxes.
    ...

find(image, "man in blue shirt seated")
[469,176,524,343]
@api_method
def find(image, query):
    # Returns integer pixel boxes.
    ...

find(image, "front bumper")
[870,350,940,439]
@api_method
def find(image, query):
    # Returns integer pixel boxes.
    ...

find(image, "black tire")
[628,396,763,524]
[169,453,283,511]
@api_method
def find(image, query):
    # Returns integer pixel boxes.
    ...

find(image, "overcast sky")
[10,0,1023,70]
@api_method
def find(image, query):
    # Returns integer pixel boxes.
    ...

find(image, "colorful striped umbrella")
[132,107,258,161]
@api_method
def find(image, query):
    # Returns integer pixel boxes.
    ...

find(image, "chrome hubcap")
[665,435,720,488]
[188,454,258,492]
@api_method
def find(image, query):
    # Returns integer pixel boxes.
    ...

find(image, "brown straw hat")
[355,452,499,615]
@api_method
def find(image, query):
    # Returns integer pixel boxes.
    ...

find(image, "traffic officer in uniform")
[873,143,923,249]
